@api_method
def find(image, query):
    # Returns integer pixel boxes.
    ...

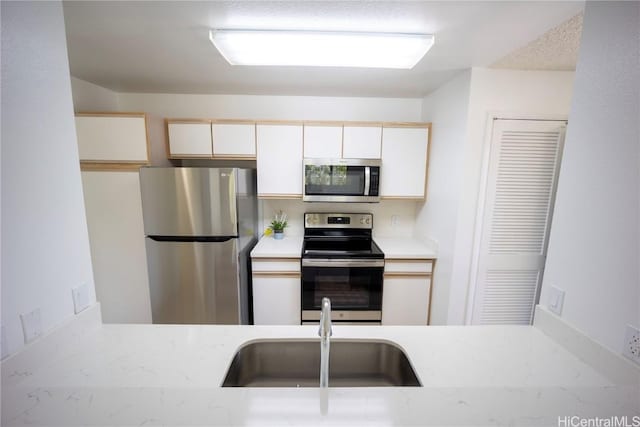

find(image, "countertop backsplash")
[260,199,420,238]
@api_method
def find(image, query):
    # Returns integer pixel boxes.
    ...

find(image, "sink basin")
[222,339,421,387]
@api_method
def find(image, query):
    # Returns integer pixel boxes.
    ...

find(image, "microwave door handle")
[364,166,371,196]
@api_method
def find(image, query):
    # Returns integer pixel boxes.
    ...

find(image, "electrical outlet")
[391,215,400,227]
[20,308,43,344]
[72,283,91,314]
[623,325,640,364]
[548,286,565,315]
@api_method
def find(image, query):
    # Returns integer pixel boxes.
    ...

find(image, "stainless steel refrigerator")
[139,167,258,325]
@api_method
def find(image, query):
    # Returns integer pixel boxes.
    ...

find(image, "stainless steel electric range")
[301,213,384,324]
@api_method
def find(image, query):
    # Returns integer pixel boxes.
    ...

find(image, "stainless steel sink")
[222,339,421,387]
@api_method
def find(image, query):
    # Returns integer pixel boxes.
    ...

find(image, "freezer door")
[145,238,241,324]
[140,167,237,236]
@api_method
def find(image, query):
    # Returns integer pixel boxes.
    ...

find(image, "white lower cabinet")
[251,257,301,325]
[382,259,434,325]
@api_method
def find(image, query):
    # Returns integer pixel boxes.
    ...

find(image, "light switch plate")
[72,283,91,314]
[20,308,43,344]
[548,286,565,315]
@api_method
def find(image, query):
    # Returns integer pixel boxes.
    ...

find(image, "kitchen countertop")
[2,306,638,426]
[251,234,303,258]
[374,237,437,259]
[250,235,438,259]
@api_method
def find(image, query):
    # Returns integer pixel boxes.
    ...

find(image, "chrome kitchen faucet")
[319,297,332,388]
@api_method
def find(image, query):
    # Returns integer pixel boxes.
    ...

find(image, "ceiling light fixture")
[208,29,434,69]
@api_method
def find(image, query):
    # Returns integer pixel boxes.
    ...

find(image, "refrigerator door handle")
[148,235,236,243]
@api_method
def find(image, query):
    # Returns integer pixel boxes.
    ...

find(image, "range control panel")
[304,213,373,229]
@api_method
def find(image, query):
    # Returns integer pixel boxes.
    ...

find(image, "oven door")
[301,258,383,322]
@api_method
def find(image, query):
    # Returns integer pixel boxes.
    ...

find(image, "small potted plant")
[268,210,288,240]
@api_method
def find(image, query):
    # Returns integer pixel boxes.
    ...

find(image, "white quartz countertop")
[250,235,437,259]
[2,311,638,426]
[251,235,303,258]
[374,237,438,259]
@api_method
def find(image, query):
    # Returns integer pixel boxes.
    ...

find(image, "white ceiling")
[492,12,583,70]
[63,1,584,98]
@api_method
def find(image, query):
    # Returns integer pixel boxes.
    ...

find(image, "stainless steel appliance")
[301,213,384,323]
[139,167,258,325]
[303,158,381,203]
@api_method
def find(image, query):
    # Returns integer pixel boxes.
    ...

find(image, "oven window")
[304,165,365,196]
[302,266,382,311]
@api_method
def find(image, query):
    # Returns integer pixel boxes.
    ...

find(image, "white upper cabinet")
[256,123,303,198]
[167,121,212,157]
[212,122,256,158]
[303,123,383,160]
[380,126,429,199]
[75,114,149,163]
[303,125,342,158]
[343,125,382,159]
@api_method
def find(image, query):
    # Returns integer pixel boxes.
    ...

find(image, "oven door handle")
[301,258,384,268]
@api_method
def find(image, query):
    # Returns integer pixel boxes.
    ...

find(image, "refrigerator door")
[145,237,241,324]
[140,167,237,237]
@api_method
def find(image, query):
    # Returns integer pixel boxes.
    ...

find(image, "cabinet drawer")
[252,258,301,273]
[384,259,433,275]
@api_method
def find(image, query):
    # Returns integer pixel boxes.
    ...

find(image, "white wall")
[116,93,423,122]
[416,70,472,325]
[81,171,152,324]
[263,199,419,238]
[70,76,120,112]
[540,1,640,354]
[1,2,96,358]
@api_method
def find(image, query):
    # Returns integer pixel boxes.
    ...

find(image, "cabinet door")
[382,276,431,325]
[81,171,152,323]
[380,127,429,199]
[252,275,301,325]
[76,115,148,162]
[167,122,212,157]
[212,123,256,158]
[343,126,382,159]
[303,125,342,158]
[256,124,303,198]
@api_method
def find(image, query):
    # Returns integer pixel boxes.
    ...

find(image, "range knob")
[365,218,371,225]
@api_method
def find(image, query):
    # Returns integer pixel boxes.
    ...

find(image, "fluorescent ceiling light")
[209,29,434,69]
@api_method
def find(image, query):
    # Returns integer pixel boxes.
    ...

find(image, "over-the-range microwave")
[303,158,381,203]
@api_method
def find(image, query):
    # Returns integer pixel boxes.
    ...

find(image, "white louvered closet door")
[471,119,566,325]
